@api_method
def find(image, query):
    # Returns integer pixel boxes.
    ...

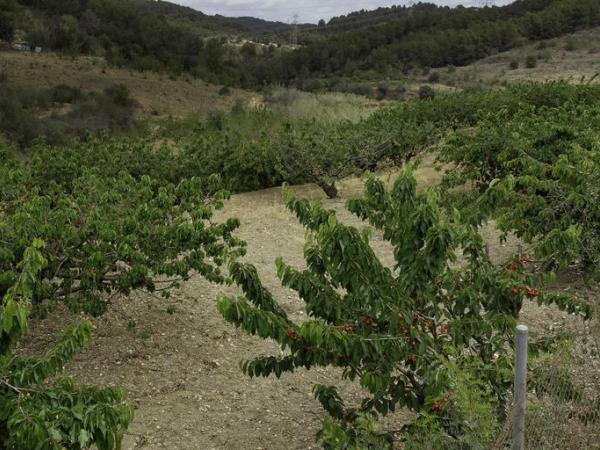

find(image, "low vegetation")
[0,79,138,147]
[262,87,371,123]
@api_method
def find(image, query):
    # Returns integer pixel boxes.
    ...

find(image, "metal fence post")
[513,324,529,450]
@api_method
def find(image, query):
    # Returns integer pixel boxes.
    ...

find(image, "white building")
[12,41,29,52]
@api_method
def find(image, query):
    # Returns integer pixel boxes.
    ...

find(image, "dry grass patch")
[0,51,256,118]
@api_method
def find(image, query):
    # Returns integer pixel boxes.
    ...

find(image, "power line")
[247,6,417,37]
[239,1,506,40]
[290,13,299,46]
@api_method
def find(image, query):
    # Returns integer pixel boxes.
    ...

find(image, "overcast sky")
[171,0,514,24]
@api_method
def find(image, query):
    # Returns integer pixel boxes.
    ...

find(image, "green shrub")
[65,84,137,132]
[0,82,139,148]
[0,84,43,146]
[537,49,552,62]
[132,55,164,72]
[299,78,327,92]
[428,72,440,83]
[564,39,577,51]
[418,85,435,100]
[49,84,83,104]
[103,84,135,109]
[218,86,232,96]
[375,85,388,100]
[350,84,373,98]
[526,55,538,68]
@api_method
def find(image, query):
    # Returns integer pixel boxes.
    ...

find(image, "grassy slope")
[0,50,380,130]
[425,27,600,91]
[341,26,600,100]
[3,26,598,120]
[0,52,257,118]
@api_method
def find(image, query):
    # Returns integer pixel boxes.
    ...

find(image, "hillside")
[2,24,599,150]
[431,27,600,89]
[3,0,600,90]
[0,0,296,87]
[387,26,600,98]
[261,0,600,86]
[241,25,600,102]
[0,51,255,118]
[322,5,412,32]
[0,49,259,148]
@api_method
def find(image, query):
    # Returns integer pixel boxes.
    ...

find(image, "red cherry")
[286,329,301,342]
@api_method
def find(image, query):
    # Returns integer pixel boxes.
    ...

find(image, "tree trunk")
[316,180,338,199]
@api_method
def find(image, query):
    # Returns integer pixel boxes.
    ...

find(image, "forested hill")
[2,0,297,40]
[263,0,600,84]
[0,0,302,84]
[317,1,549,34]
[1,0,599,89]
[314,4,418,33]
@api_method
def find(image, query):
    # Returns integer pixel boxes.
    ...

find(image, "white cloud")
[172,0,514,23]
